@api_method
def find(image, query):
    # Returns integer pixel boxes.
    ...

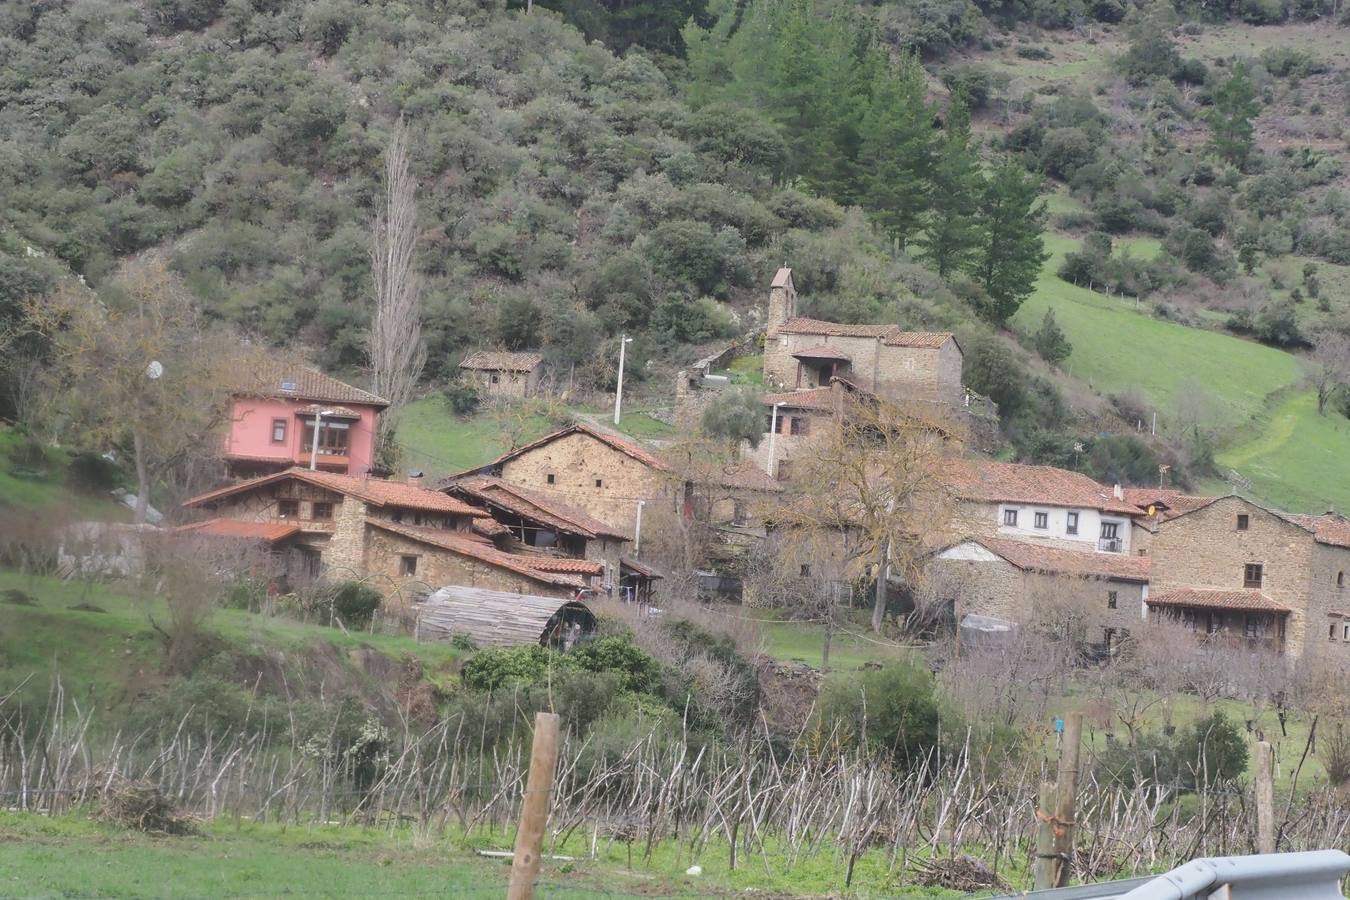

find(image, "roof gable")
[245,362,388,408]
[366,519,587,589]
[940,459,1139,515]
[481,423,670,473]
[445,475,633,540]
[184,468,489,517]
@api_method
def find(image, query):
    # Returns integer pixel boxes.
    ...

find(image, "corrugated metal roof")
[415,587,595,647]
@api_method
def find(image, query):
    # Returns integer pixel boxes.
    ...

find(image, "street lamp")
[765,401,784,477]
[310,408,336,470]
[634,499,646,554]
[613,335,633,426]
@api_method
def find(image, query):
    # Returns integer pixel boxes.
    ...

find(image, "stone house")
[1149,494,1350,662]
[459,351,545,400]
[931,536,1151,651]
[182,468,589,606]
[938,458,1143,555]
[225,363,387,477]
[1120,488,1218,555]
[762,268,964,407]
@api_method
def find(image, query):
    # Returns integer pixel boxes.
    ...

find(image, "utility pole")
[633,500,645,554]
[613,335,632,426]
[765,401,783,476]
[507,712,561,900]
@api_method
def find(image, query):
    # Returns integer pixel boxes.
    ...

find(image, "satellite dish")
[146,360,165,381]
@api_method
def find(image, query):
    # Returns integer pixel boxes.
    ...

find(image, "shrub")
[1016,45,1053,60]
[570,635,661,694]
[461,645,565,691]
[815,658,942,768]
[330,582,382,630]
[1096,711,1248,791]
[441,380,481,417]
[67,452,121,492]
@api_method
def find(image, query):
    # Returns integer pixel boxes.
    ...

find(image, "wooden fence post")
[1052,712,1083,887]
[1255,740,1275,854]
[507,712,561,900]
[1034,780,1058,890]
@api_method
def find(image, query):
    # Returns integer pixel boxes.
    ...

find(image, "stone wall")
[762,333,962,407]
[1305,542,1350,668]
[468,368,538,400]
[1151,496,1315,658]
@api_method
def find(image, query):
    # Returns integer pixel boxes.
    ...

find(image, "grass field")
[758,614,906,670]
[0,428,130,519]
[1215,390,1350,512]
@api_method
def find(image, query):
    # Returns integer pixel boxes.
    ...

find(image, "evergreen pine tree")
[1034,308,1072,369]
[773,0,831,186]
[1206,63,1259,168]
[916,90,982,277]
[971,159,1049,325]
[858,52,935,250]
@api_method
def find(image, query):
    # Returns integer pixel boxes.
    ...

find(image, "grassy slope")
[0,429,130,520]
[0,572,463,702]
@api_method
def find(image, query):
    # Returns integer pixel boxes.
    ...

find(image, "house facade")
[225,364,387,477]
[182,468,590,606]
[459,351,544,400]
[1149,495,1350,662]
[761,268,964,407]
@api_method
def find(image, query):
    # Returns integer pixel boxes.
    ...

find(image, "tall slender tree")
[916,90,983,277]
[858,52,935,250]
[971,159,1049,325]
[1206,62,1259,168]
[369,119,426,469]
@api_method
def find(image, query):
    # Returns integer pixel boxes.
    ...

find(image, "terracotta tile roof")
[791,344,853,361]
[446,475,632,540]
[1121,489,1219,525]
[939,459,1140,515]
[176,518,301,545]
[687,460,784,493]
[364,519,588,589]
[519,557,605,576]
[1278,512,1350,549]
[482,423,671,473]
[459,351,545,373]
[184,468,491,517]
[621,557,663,579]
[246,362,388,408]
[975,537,1151,582]
[1148,587,1291,614]
[778,318,954,349]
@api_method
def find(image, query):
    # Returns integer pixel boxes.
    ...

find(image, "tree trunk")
[821,609,833,673]
[132,429,149,525]
[871,545,888,632]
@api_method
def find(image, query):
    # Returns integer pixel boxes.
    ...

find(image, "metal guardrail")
[992,850,1350,900]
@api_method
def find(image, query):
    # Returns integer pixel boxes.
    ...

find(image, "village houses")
[225,363,387,477]
[458,351,545,400]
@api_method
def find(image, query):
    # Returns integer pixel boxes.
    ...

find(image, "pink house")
[225,364,388,477]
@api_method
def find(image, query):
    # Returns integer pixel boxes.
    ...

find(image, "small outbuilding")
[459,351,545,400]
[415,585,596,648]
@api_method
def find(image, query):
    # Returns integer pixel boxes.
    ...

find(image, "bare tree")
[22,263,250,523]
[773,389,962,632]
[1306,330,1350,416]
[369,118,427,466]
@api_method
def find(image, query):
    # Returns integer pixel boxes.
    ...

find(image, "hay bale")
[912,855,1008,892]
[93,778,197,835]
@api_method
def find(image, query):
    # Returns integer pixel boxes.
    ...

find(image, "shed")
[414,586,596,648]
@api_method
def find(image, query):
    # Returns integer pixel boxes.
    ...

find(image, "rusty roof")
[972,537,1151,583]
[459,351,545,372]
[245,362,388,408]
[176,518,301,545]
[764,388,834,411]
[1148,587,1291,614]
[791,344,853,361]
[446,475,632,540]
[481,422,671,473]
[779,318,955,349]
[365,519,588,589]
[184,468,490,517]
[940,459,1140,515]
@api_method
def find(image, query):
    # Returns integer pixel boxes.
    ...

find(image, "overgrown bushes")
[1096,711,1249,791]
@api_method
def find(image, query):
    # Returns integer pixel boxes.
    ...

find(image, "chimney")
[1113,483,1124,501]
[766,266,796,340]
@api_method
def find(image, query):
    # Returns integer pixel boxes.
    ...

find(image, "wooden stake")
[1033,780,1058,891]
[507,712,561,900]
[1053,712,1083,888]
[1255,740,1275,854]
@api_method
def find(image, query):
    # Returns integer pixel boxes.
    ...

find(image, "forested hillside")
[3,0,1350,507]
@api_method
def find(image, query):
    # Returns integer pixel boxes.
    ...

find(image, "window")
[546,473,555,485]
[1244,563,1263,589]
[1034,511,1048,529]
[1331,623,1339,641]
[1245,615,1262,639]
[1237,514,1249,531]
[311,502,334,521]
[595,478,603,488]
[790,416,810,436]
[1100,522,1120,539]
[1002,509,1018,527]
[302,421,350,455]
[1344,623,1350,642]
[1339,571,1345,588]
[767,414,787,433]
[799,564,811,577]
[271,418,287,444]
[277,499,299,518]
[1066,511,1079,535]
[391,510,403,523]
[1107,591,1118,609]
[399,555,418,576]
[490,373,500,384]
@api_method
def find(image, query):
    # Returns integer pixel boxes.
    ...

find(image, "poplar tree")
[858,52,935,250]
[971,160,1049,325]
[917,91,983,277]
